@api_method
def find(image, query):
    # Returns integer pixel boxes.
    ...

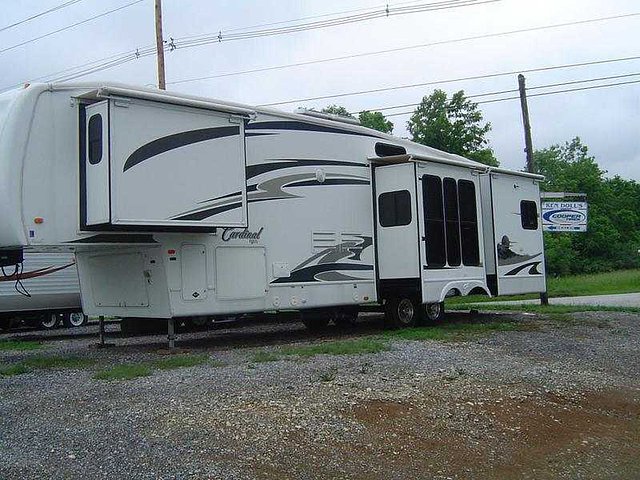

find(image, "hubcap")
[68,312,85,327]
[41,314,58,329]
[426,303,442,320]
[397,299,414,324]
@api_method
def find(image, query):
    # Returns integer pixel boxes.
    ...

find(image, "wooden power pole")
[154,0,166,90]
[518,74,549,305]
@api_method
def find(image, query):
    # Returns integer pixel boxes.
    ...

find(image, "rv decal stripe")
[271,263,373,284]
[246,120,383,139]
[246,159,366,179]
[0,263,75,282]
[505,261,543,276]
[286,178,370,188]
[123,126,240,172]
[172,202,243,221]
[68,234,158,244]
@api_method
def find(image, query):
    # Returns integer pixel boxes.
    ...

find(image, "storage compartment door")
[491,174,546,295]
[108,98,247,229]
[84,101,110,226]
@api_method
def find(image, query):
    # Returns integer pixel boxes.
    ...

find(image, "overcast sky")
[2,0,638,179]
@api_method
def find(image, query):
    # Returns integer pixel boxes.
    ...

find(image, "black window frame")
[443,177,461,267]
[88,114,103,165]
[378,190,412,227]
[520,200,539,230]
[423,174,446,268]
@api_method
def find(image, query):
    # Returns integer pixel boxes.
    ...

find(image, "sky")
[1,0,638,179]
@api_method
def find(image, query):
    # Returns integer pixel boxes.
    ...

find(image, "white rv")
[0,253,86,330]
[0,83,545,331]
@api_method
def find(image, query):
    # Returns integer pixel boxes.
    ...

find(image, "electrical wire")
[261,55,640,107]
[171,11,640,86]
[0,0,146,55]
[361,71,640,113]
[0,0,85,33]
[382,78,640,117]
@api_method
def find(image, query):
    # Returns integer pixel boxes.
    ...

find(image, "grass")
[251,351,281,363]
[93,363,153,381]
[22,356,96,370]
[281,338,389,357]
[0,339,42,351]
[385,320,525,342]
[448,303,640,314]
[0,364,32,377]
[93,354,212,381]
[447,269,640,306]
[151,354,209,370]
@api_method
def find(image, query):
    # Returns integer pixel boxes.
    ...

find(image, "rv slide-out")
[0,83,545,328]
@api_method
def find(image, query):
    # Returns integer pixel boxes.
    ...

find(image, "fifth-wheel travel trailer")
[0,253,86,330]
[0,82,545,333]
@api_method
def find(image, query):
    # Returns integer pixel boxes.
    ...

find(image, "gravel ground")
[0,310,639,479]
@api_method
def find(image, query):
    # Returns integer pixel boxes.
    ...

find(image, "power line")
[0,0,85,33]
[0,0,146,55]
[260,54,640,107]
[171,11,640,86]
[362,71,640,113]
[382,78,640,116]
[173,0,497,47]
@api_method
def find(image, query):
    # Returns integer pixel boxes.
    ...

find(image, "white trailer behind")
[0,82,546,333]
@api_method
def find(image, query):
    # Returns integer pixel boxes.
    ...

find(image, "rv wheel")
[65,312,88,328]
[300,310,330,331]
[385,297,418,329]
[40,313,60,330]
[424,302,445,323]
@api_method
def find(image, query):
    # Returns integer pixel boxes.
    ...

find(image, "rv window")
[520,200,538,230]
[378,190,411,227]
[443,177,461,267]
[458,180,480,266]
[375,143,407,157]
[423,175,446,268]
[88,114,103,165]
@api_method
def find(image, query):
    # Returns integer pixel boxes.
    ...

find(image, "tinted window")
[443,177,461,267]
[378,190,411,227]
[458,180,480,266]
[88,114,103,165]
[423,175,446,268]
[520,200,538,230]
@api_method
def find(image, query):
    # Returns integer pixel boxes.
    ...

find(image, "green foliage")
[22,356,96,370]
[385,320,523,341]
[151,354,209,370]
[251,351,281,363]
[281,339,389,357]
[535,137,640,275]
[358,110,394,133]
[408,89,498,166]
[0,364,31,377]
[320,105,355,118]
[448,304,640,314]
[93,363,153,381]
[0,339,41,351]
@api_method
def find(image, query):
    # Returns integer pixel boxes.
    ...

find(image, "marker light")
[34,217,44,224]
[167,249,176,255]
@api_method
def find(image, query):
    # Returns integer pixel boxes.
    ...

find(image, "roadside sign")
[541,201,588,232]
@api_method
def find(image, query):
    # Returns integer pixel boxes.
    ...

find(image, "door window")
[443,178,461,266]
[520,200,539,230]
[378,190,412,227]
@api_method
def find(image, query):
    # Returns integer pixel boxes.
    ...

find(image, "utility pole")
[518,74,549,306]
[154,0,166,90]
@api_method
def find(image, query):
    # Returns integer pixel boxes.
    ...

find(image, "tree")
[358,110,394,133]
[408,89,498,166]
[534,137,640,275]
[320,105,354,119]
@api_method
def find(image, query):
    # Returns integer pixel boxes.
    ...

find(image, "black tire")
[0,318,12,331]
[424,302,445,324]
[384,297,419,329]
[64,312,88,328]
[40,313,61,330]
[300,310,330,331]
[333,307,359,328]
